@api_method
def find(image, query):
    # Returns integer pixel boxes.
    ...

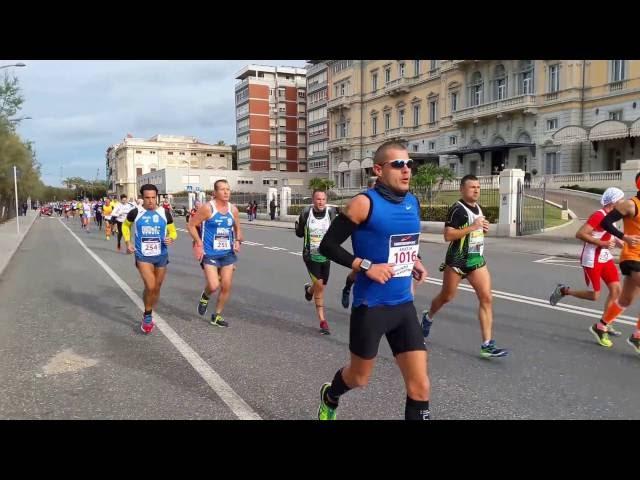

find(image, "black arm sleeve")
[318,214,359,269]
[166,210,174,224]
[126,208,138,223]
[601,209,625,239]
[295,208,308,238]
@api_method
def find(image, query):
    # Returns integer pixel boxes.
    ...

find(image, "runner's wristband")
[319,214,358,269]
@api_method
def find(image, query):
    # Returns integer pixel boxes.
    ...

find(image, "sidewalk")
[240,216,584,259]
[0,210,39,278]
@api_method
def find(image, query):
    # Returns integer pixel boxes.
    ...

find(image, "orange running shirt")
[621,196,640,262]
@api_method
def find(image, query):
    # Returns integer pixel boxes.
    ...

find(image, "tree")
[0,71,43,219]
[410,164,456,204]
[0,72,24,118]
[0,123,39,216]
[216,140,226,146]
[308,177,335,191]
[63,177,109,199]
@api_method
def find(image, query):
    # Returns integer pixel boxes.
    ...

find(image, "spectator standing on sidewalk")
[270,197,276,220]
[246,202,253,221]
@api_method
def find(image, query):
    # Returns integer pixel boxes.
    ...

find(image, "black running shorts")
[349,301,426,360]
[304,259,330,285]
[620,260,640,276]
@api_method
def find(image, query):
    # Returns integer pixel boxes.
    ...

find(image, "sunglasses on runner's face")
[382,159,414,169]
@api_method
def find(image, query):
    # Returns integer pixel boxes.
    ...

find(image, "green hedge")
[287,205,306,216]
[288,204,499,223]
[561,184,605,195]
[420,205,498,223]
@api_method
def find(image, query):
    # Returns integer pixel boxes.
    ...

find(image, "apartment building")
[234,65,307,172]
[305,61,329,174]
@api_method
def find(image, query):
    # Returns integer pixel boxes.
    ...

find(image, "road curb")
[241,220,294,230]
[0,213,39,278]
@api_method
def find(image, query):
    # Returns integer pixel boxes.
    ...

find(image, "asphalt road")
[0,215,638,419]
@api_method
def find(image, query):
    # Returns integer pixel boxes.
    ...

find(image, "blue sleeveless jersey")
[134,208,168,257]
[202,201,235,257]
[352,188,421,307]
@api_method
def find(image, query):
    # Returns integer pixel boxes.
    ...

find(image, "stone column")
[621,159,640,199]
[496,168,525,237]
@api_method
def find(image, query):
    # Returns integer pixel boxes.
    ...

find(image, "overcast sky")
[2,60,307,187]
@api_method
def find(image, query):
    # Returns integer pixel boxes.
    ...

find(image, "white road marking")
[289,251,303,256]
[58,219,261,421]
[534,256,580,264]
[243,226,269,231]
[424,277,636,327]
[242,241,263,246]
[263,246,288,251]
[532,256,585,269]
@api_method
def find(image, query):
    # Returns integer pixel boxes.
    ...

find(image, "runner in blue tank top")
[187,179,243,328]
[316,141,431,421]
[122,184,177,334]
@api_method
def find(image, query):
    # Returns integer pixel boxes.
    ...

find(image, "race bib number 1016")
[388,233,420,277]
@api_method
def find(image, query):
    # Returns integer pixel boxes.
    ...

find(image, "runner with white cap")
[549,187,625,345]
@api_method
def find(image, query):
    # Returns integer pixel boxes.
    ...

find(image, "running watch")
[359,259,372,272]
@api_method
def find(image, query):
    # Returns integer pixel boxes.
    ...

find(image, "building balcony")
[327,95,353,111]
[439,60,469,72]
[452,94,537,123]
[234,75,271,92]
[385,127,410,139]
[384,77,412,96]
[235,78,249,91]
[439,61,454,72]
[307,116,328,127]
[328,137,352,150]
[237,124,249,134]
[307,80,327,94]
[609,80,628,92]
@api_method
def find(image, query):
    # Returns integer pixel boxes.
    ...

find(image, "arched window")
[494,64,507,100]
[469,71,483,106]
[518,60,534,95]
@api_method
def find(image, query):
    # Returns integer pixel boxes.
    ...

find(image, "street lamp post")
[14,166,20,235]
[0,63,26,70]
[9,116,32,123]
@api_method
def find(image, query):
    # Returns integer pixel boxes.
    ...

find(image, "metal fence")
[231,192,270,216]
[516,177,546,235]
